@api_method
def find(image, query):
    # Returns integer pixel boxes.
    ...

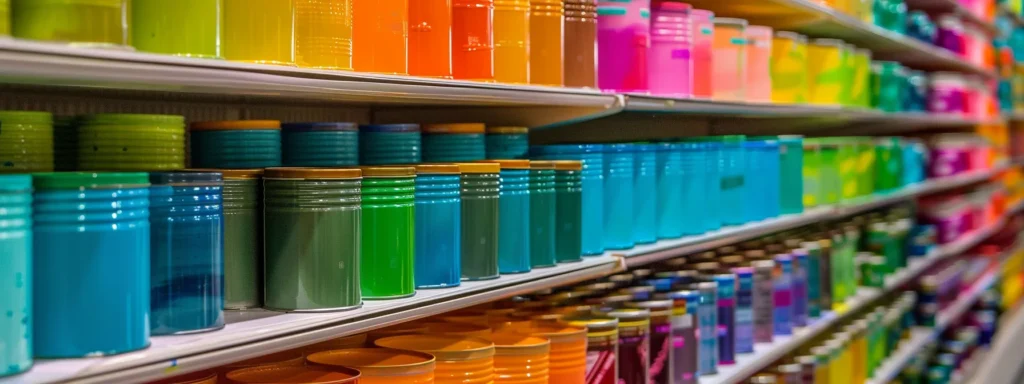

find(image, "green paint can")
[553,161,583,263]
[0,111,53,173]
[360,166,416,299]
[530,161,557,268]
[458,163,501,280]
[264,167,362,311]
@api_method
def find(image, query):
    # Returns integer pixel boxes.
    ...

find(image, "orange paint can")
[523,324,587,383]
[218,350,305,381]
[529,0,564,86]
[452,0,495,80]
[307,348,436,384]
[375,335,496,384]
[493,0,530,83]
[352,0,408,74]
[492,333,550,384]
[425,322,494,340]
[225,365,360,384]
[409,0,453,77]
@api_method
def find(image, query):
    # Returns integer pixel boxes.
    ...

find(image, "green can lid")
[0,111,53,124]
[81,114,185,126]
[0,175,32,191]
[33,172,150,190]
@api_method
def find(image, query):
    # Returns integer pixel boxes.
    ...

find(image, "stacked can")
[633,143,658,244]
[530,160,558,268]
[660,289,700,384]
[656,143,684,239]
[604,309,651,383]
[596,0,650,92]
[678,141,710,234]
[719,136,747,225]
[751,259,776,343]
[603,143,635,249]
[530,0,565,86]
[190,120,281,168]
[307,348,435,383]
[492,0,528,83]
[773,253,794,336]
[359,124,422,165]
[531,144,604,255]
[361,166,416,299]
[409,0,452,78]
[694,281,718,374]
[627,301,673,383]
[733,267,755,354]
[281,122,359,166]
[564,0,598,88]
[414,164,463,288]
[565,315,619,381]
[0,111,53,172]
[648,1,692,96]
[485,126,529,159]
[422,123,487,162]
[791,249,809,327]
[713,273,737,365]
[263,168,362,311]
[459,163,501,280]
[375,335,496,384]
[0,175,31,376]
[553,161,584,263]
[711,18,748,101]
[487,160,531,274]
[78,114,186,171]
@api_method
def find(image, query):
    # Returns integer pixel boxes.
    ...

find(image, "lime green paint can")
[13,0,128,46]
[132,0,222,58]
[77,114,186,171]
[553,161,583,263]
[458,163,500,280]
[530,161,557,268]
[0,0,9,36]
[0,111,53,173]
[264,168,362,312]
[360,167,416,299]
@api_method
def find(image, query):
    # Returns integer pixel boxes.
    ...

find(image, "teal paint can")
[281,122,358,166]
[0,175,31,376]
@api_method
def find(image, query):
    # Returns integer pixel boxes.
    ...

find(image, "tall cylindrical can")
[773,254,794,336]
[659,290,699,384]
[770,31,808,104]
[205,169,263,310]
[565,315,619,383]
[626,301,673,384]
[530,0,565,86]
[190,120,282,169]
[792,249,810,326]
[358,124,422,165]
[733,267,755,354]
[414,164,463,288]
[486,126,529,159]
[744,25,773,102]
[0,111,53,173]
[360,167,416,299]
[264,168,362,311]
[603,143,635,250]
[817,238,834,311]
[678,141,707,235]
[493,334,552,383]
[690,9,713,98]
[0,175,31,376]
[33,172,151,357]
[554,160,583,263]
[778,135,804,215]
[596,0,650,92]
[222,0,295,64]
[281,122,359,167]
[352,0,408,74]
[633,144,658,244]
[751,260,774,343]
[648,2,692,96]
[487,160,531,273]
[564,0,597,87]
[525,324,588,382]
[459,163,501,280]
[530,144,604,255]
[718,136,746,225]
[452,0,495,80]
[713,274,736,365]
[694,281,718,375]
[605,309,651,384]
[711,18,748,101]
[800,243,822,319]
[409,0,452,77]
[656,143,684,239]
[148,172,224,335]
[295,0,354,69]
[422,123,487,162]
[530,160,558,268]
[493,0,529,83]
[131,0,222,58]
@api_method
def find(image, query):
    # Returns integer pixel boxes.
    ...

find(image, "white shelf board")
[967,302,1024,384]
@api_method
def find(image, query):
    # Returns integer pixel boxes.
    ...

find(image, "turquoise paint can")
[603,143,635,250]
[414,164,463,288]
[655,143,684,239]
[744,138,780,222]
[190,120,282,168]
[148,172,224,335]
[778,135,804,215]
[359,124,422,165]
[281,122,359,166]
[529,160,557,268]
[0,175,31,377]
[488,160,531,274]
[678,141,709,235]
[529,144,605,256]
[422,123,487,162]
[633,144,657,244]
[33,173,151,357]
[485,126,529,159]
[719,136,746,225]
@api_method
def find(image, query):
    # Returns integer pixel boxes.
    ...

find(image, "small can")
[713,274,737,365]
[633,268,654,280]
[732,267,755,354]
[607,273,635,289]
[695,262,721,276]
[791,250,808,327]
[657,290,700,384]
[751,259,775,343]
[644,278,677,293]
[748,374,777,383]
[772,254,794,336]
[626,301,674,384]
[655,270,698,286]
[693,281,719,375]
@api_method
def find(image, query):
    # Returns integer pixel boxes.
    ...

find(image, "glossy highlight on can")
[415,164,463,288]
[487,160,531,274]
[603,143,635,250]
[0,175,31,376]
[452,0,496,80]
[307,348,436,384]
[361,167,416,299]
[632,144,657,244]
[223,0,295,65]
[458,163,501,280]
[352,0,408,73]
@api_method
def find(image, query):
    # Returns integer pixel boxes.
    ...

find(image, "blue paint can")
[732,267,755,354]
[281,122,359,166]
[773,253,794,336]
[0,175,32,376]
[745,138,781,221]
[655,143,684,239]
[422,123,487,162]
[632,144,658,244]
[359,124,422,165]
[487,160,531,274]
[678,141,710,235]
[603,143,635,250]
[190,120,282,168]
[414,164,463,288]
[485,126,529,159]
[713,274,736,365]
[719,136,747,225]
[529,144,605,255]
[693,281,718,375]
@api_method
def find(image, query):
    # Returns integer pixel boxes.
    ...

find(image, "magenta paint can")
[597,0,652,92]
[647,1,692,96]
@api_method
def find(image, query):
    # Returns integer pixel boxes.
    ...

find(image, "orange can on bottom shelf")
[307,348,436,384]
[367,323,430,343]
[492,333,551,384]
[303,333,369,355]
[218,349,306,381]
[522,323,587,383]
[374,334,496,384]
[225,365,361,384]
[425,321,494,340]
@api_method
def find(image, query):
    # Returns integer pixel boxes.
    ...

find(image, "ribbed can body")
[282,126,359,166]
[191,130,283,168]
[554,169,582,263]
[78,114,186,171]
[359,124,422,165]
[656,143,684,238]
[632,144,657,244]
[423,133,487,162]
[0,176,31,376]
[603,144,634,250]
[415,174,462,288]
[361,176,416,299]
[0,111,53,173]
[223,177,262,310]
[530,168,557,268]
[530,144,604,255]
[461,173,500,280]
[497,169,531,273]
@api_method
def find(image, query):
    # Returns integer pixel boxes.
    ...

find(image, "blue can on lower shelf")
[149,172,225,335]
[530,144,605,256]
[359,124,422,165]
[491,161,532,274]
[190,120,282,169]
[414,165,463,288]
[603,143,635,250]
[633,144,658,244]
[0,175,32,377]
[281,122,359,166]
[422,123,487,162]
[486,126,529,159]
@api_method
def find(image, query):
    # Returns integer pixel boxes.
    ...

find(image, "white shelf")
[967,303,1024,384]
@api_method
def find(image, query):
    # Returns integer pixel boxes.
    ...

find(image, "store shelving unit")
[968,303,1024,384]
[904,0,1000,35]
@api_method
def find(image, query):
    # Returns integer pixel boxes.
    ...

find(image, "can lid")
[422,123,485,134]
[573,282,617,293]
[530,160,558,170]
[415,164,462,174]
[0,110,53,124]
[359,123,420,133]
[658,289,700,300]
[487,126,529,134]
[625,300,673,311]
[264,167,362,179]
[457,163,500,174]
[777,363,803,373]
[306,348,436,377]
[607,273,634,285]
[33,172,149,190]
[602,308,651,325]
[796,355,817,365]
[482,159,531,169]
[552,160,583,171]
[774,30,806,42]
[748,374,778,384]
[150,171,223,185]
[731,266,754,275]
[187,168,264,179]
[564,315,619,332]
[191,120,281,131]
[491,333,551,356]
[360,166,416,177]
[632,268,653,278]
[0,175,32,191]
[524,324,587,343]
[225,365,360,384]
[374,335,495,361]
[281,122,358,132]
[81,113,185,126]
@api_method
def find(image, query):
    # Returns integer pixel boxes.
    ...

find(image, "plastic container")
[485,126,529,159]
[0,111,53,173]
[648,1,691,96]
[222,0,295,65]
[12,0,127,46]
[554,160,583,263]
[524,324,587,382]
[359,124,422,165]
[307,348,435,384]
[375,335,496,384]
[459,163,501,280]
[807,38,846,105]
[224,365,361,384]
[530,0,565,86]
[294,0,353,69]
[712,18,748,101]
[530,144,604,255]
[352,0,408,74]
[690,9,714,98]
[32,172,150,357]
[415,164,463,288]
[452,0,495,80]
[264,168,362,311]
[528,160,558,268]
[564,315,619,382]
[596,0,650,92]
[603,143,635,249]
[77,114,186,171]
[493,0,529,83]
[148,172,224,335]
[422,123,487,162]
[282,122,359,166]
[360,166,416,299]
[190,120,282,168]
[929,72,968,115]
[778,135,804,214]
[745,25,773,102]
[771,31,809,104]
[409,0,452,77]
[563,0,597,87]
[0,175,31,377]
[488,160,532,274]
[493,333,551,383]
[132,0,221,58]
[654,143,684,238]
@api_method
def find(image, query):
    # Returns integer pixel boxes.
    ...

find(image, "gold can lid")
[457,163,501,174]
[186,168,264,179]
[360,166,416,177]
[552,160,583,171]
[191,120,281,131]
[422,123,486,134]
[491,333,551,356]
[487,126,529,134]
[530,160,558,169]
[374,335,495,361]
[306,348,435,377]
[415,164,462,174]
[482,159,531,169]
[264,167,361,179]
